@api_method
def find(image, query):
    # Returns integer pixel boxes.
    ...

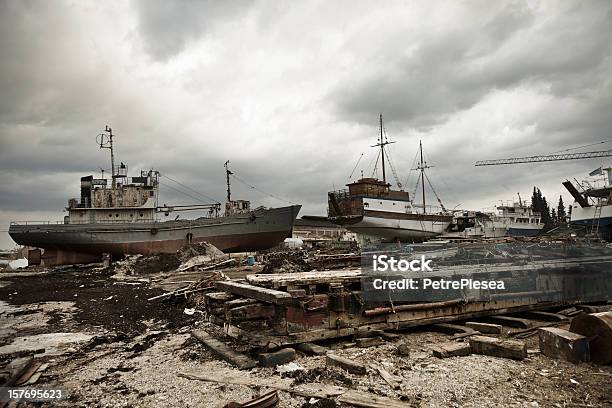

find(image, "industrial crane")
[475,149,612,166]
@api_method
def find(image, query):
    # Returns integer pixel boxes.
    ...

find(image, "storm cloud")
[1,0,612,248]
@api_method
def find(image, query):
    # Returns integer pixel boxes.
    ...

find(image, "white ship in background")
[327,115,453,242]
[563,166,612,238]
[495,197,544,237]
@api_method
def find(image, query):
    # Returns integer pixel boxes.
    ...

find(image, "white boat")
[495,200,543,237]
[442,211,508,239]
[564,167,612,238]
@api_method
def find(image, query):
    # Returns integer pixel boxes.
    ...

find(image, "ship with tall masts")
[9,126,301,266]
[327,115,453,242]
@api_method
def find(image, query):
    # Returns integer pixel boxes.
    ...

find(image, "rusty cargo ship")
[8,126,301,266]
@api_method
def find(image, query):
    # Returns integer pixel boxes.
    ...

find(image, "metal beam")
[475,149,612,166]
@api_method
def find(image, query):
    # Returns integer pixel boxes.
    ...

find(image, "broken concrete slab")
[469,335,527,360]
[465,322,502,334]
[326,353,366,375]
[538,327,589,363]
[432,342,471,358]
[192,330,256,369]
[258,348,296,367]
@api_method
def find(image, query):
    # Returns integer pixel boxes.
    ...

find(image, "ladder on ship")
[590,202,603,237]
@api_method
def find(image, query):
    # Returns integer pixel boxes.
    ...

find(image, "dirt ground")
[1,266,611,408]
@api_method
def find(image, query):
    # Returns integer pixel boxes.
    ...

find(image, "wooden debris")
[1,356,33,386]
[538,327,589,363]
[338,390,414,408]
[469,335,527,360]
[522,310,568,322]
[178,371,413,406]
[465,322,502,334]
[326,353,367,375]
[214,281,293,305]
[396,341,411,357]
[296,342,328,356]
[258,348,296,367]
[239,390,279,408]
[432,342,471,358]
[355,328,385,339]
[486,315,534,329]
[192,330,257,369]
[373,365,401,389]
[355,337,385,348]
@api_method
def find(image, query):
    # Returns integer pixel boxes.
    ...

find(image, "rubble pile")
[262,250,312,274]
[113,242,233,276]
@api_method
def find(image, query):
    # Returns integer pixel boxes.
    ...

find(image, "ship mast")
[97,125,117,188]
[224,160,232,202]
[372,114,395,184]
[416,140,432,214]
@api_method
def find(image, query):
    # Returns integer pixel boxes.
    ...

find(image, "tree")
[557,195,566,224]
[531,187,554,231]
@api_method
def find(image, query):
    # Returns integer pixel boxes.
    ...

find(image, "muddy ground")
[1,266,611,407]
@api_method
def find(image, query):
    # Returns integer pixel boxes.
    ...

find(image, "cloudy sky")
[1,0,612,249]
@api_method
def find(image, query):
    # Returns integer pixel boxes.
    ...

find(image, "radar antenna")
[96,125,116,188]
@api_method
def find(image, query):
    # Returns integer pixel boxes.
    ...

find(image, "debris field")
[1,241,611,407]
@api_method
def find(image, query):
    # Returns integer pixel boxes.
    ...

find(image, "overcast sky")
[1,0,612,249]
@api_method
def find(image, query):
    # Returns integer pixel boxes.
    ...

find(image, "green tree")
[557,195,566,224]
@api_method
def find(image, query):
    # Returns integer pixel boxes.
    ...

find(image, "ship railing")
[10,221,65,225]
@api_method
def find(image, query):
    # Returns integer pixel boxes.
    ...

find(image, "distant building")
[292,216,357,242]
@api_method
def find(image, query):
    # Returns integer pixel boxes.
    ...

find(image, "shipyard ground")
[1,265,611,408]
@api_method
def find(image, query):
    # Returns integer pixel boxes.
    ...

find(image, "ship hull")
[335,212,453,242]
[506,227,542,237]
[9,205,301,263]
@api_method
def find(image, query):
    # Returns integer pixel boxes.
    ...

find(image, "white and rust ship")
[328,115,453,242]
[9,126,301,265]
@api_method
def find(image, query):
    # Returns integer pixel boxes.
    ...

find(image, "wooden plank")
[227,304,275,321]
[522,311,568,322]
[465,322,503,334]
[177,371,411,406]
[338,390,414,408]
[247,269,362,288]
[191,330,257,369]
[431,342,471,358]
[215,281,293,305]
[486,315,534,329]
[326,353,366,375]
